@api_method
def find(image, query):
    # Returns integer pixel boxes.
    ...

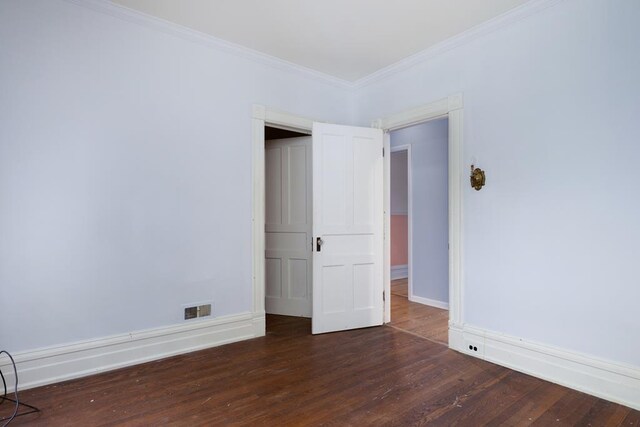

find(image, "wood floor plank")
[389,279,449,345]
[621,409,640,426]
[391,278,409,297]
[531,390,604,426]
[5,314,638,426]
[486,380,569,426]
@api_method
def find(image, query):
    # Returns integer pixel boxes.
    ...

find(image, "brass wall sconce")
[470,165,486,191]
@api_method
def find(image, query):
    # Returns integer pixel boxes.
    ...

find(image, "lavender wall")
[0,0,351,352]
[391,119,449,305]
[3,0,640,379]
[356,0,640,367]
[390,150,408,214]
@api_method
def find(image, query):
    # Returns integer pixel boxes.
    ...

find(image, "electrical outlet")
[198,304,211,317]
[184,306,198,320]
[464,339,483,355]
[183,302,213,321]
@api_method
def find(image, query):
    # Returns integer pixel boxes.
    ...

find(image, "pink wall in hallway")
[391,215,408,266]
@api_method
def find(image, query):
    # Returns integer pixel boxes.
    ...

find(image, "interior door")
[312,123,384,334]
[265,136,312,317]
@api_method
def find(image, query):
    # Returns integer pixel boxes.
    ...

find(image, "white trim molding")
[251,105,315,331]
[353,0,564,89]
[409,295,449,310]
[63,0,352,90]
[382,132,391,322]
[449,324,640,411]
[0,312,265,391]
[377,94,462,131]
[390,264,408,280]
[390,144,413,308]
[253,105,314,132]
[64,0,563,90]
[376,94,463,328]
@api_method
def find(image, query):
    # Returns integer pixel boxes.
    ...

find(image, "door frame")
[373,94,464,343]
[251,105,314,330]
[252,95,464,340]
[264,136,313,318]
[389,145,413,300]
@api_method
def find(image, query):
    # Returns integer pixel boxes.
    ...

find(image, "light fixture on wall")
[470,165,486,191]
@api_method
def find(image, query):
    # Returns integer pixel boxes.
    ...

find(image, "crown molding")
[63,0,565,92]
[353,0,565,89]
[62,0,353,90]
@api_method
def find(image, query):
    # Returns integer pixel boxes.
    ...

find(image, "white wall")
[0,0,351,352]
[356,0,640,367]
[2,0,640,389]
[391,120,449,305]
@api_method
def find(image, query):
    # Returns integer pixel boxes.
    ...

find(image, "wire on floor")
[0,350,40,426]
[0,350,19,427]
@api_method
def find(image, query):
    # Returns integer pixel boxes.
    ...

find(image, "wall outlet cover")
[184,306,198,320]
[198,304,212,317]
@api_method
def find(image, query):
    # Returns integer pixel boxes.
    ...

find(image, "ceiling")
[111,0,532,82]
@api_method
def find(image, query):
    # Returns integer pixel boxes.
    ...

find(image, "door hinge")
[382,147,385,157]
[383,290,386,302]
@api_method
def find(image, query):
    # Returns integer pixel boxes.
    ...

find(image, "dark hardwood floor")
[389,278,449,345]
[4,315,639,426]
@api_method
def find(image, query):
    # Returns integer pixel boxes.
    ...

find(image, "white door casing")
[265,137,312,317]
[312,123,384,334]
[373,93,463,328]
[253,96,461,335]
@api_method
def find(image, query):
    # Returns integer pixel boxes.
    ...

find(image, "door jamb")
[251,105,314,334]
[372,93,464,344]
[389,145,413,301]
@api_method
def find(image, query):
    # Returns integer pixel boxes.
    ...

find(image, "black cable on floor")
[0,367,7,407]
[0,350,19,427]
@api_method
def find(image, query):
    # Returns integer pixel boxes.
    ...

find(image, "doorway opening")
[388,118,450,346]
[254,96,463,343]
[264,126,313,322]
[260,120,385,336]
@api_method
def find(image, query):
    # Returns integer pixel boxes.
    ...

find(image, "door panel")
[265,137,312,317]
[312,123,384,334]
[265,147,282,225]
[288,145,309,225]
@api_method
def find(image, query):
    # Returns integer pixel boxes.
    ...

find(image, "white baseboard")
[409,295,449,310]
[390,264,408,280]
[449,324,640,411]
[1,312,266,391]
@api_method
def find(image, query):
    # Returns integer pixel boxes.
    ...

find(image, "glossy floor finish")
[390,278,409,297]
[390,278,449,345]
[5,316,639,426]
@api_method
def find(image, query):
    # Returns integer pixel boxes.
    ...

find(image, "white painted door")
[265,137,312,317]
[312,123,384,334]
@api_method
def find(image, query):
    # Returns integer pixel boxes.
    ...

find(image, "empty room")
[1,0,639,425]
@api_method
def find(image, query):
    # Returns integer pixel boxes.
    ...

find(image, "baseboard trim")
[449,324,640,411]
[390,264,408,280]
[409,295,449,310]
[1,311,266,391]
